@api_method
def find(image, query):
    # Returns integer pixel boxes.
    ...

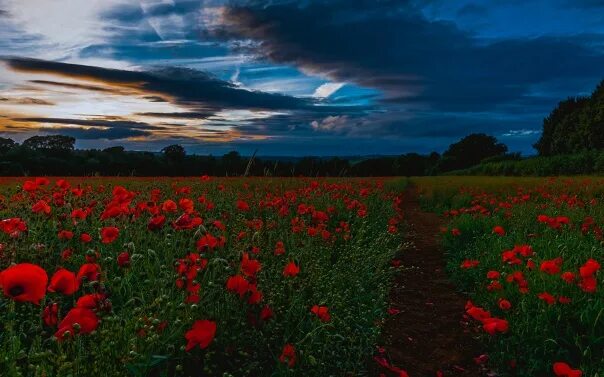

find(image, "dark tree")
[162,144,186,162]
[439,133,507,172]
[0,137,17,154]
[22,135,75,154]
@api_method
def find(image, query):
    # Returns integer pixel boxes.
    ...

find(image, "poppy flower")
[537,292,556,305]
[117,252,130,268]
[260,305,273,321]
[482,317,509,335]
[0,263,48,304]
[283,262,300,277]
[184,320,216,351]
[311,305,331,322]
[274,241,285,255]
[226,275,250,297]
[237,200,250,212]
[100,226,119,244]
[451,228,461,236]
[553,362,582,377]
[279,344,296,368]
[0,218,27,238]
[492,225,506,236]
[498,299,512,311]
[80,233,92,243]
[540,258,562,275]
[55,307,99,340]
[148,215,166,231]
[43,302,59,326]
[561,271,575,283]
[76,293,105,309]
[77,263,101,282]
[32,200,51,215]
[48,268,79,295]
[579,259,600,278]
[461,259,480,269]
[240,253,261,278]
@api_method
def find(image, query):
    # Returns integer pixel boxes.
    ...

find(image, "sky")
[1,0,604,156]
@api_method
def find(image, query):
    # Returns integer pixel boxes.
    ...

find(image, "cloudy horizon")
[1,0,604,156]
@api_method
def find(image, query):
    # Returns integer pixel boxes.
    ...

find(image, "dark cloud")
[12,117,156,130]
[213,0,604,111]
[29,80,126,94]
[0,97,54,105]
[136,111,216,120]
[5,57,314,111]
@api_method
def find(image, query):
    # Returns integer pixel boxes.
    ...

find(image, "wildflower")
[184,320,216,351]
[0,263,48,304]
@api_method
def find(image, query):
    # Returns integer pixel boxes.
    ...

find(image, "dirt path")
[376,186,486,377]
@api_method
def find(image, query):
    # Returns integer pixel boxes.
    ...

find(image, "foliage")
[534,80,604,156]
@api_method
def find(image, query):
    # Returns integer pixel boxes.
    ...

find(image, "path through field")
[377,186,486,377]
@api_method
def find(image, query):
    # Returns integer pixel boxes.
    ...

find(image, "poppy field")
[416,177,603,376]
[0,177,405,376]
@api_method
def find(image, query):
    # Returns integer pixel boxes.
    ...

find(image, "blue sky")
[1,0,603,156]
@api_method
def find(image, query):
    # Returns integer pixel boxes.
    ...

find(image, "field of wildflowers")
[416,177,603,376]
[0,177,405,376]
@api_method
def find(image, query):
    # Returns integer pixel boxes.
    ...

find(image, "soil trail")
[376,185,485,377]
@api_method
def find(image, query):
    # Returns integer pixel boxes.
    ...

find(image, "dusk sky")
[1,0,604,156]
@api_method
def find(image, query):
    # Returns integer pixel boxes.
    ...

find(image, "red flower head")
[311,305,331,322]
[43,302,59,326]
[32,200,51,215]
[0,263,48,304]
[100,226,119,244]
[579,258,600,278]
[148,215,166,231]
[540,258,563,275]
[55,307,99,341]
[80,233,92,243]
[240,253,261,278]
[226,275,250,297]
[498,299,512,311]
[260,305,273,321]
[77,263,101,283]
[236,200,250,212]
[492,225,506,236]
[279,344,296,368]
[283,262,300,277]
[48,268,79,295]
[537,292,556,305]
[482,317,509,335]
[184,320,216,351]
[0,218,28,238]
[117,252,130,268]
[553,362,582,377]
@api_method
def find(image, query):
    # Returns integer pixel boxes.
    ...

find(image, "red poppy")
[279,344,296,367]
[236,200,250,212]
[148,215,166,231]
[0,263,48,304]
[461,259,480,269]
[492,225,506,236]
[579,258,600,278]
[48,268,79,295]
[498,299,512,311]
[226,275,249,297]
[537,292,556,305]
[184,320,216,351]
[240,253,261,278]
[43,302,59,326]
[55,307,99,340]
[117,252,130,268]
[260,305,273,321]
[283,262,300,277]
[482,317,509,335]
[311,305,331,322]
[553,362,582,377]
[32,200,51,215]
[80,233,92,243]
[0,218,27,237]
[274,241,285,255]
[540,258,562,275]
[76,293,105,309]
[77,263,101,282]
[100,226,119,244]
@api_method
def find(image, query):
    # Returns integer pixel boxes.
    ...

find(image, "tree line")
[0,133,509,177]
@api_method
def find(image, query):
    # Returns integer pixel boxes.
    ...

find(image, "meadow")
[415,176,603,376]
[0,177,405,376]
